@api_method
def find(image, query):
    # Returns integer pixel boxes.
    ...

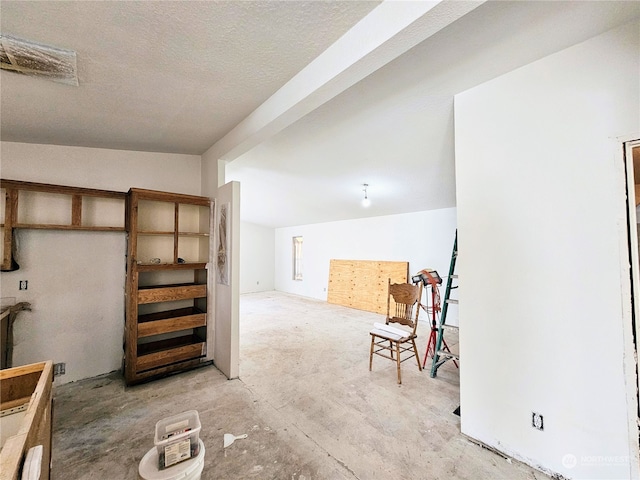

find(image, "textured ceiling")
[227,0,640,227]
[0,0,379,154]
[2,1,640,229]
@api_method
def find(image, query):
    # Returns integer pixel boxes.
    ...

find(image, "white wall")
[213,181,240,379]
[454,22,640,479]
[275,208,457,318]
[1,142,201,383]
[240,221,275,294]
[200,148,223,196]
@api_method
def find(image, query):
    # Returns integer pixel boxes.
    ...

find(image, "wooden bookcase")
[125,188,212,385]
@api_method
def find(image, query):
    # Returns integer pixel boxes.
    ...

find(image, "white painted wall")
[200,149,222,195]
[1,142,201,384]
[274,208,457,320]
[454,22,640,479]
[213,181,240,379]
[240,221,275,294]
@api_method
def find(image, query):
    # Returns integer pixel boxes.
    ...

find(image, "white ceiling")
[2,1,640,228]
[0,0,380,154]
[226,0,640,227]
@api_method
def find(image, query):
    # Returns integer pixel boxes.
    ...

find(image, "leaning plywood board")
[327,260,409,314]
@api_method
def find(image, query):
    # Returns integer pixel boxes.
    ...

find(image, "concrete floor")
[51,291,548,479]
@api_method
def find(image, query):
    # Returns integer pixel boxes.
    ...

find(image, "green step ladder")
[430,231,459,377]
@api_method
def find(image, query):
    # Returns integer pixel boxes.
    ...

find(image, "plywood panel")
[327,260,408,314]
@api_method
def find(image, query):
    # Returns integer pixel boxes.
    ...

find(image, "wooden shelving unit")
[125,188,212,385]
[1,179,216,385]
[1,179,126,271]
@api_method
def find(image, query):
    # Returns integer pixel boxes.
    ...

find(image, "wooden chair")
[369,280,423,384]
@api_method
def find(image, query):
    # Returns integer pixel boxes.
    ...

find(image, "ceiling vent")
[0,34,78,86]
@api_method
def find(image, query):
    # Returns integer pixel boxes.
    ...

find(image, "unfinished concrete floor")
[52,291,548,479]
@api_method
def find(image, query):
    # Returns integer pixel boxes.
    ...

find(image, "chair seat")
[370,328,406,341]
[370,322,414,341]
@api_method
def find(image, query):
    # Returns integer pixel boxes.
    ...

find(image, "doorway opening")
[621,139,640,450]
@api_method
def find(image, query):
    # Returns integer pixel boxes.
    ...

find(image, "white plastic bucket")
[139,439,205,480]
[154,410,201,468]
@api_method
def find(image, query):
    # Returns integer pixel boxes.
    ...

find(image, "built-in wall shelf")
[136,262,208,272]
[138,231,175,236]
[1,180,214,385]
[125,188,212,385]
[137,283,207,304]
[1,179,126,271]
[136,334,206,372]
[5,224,124,232]
[138,307,206,338]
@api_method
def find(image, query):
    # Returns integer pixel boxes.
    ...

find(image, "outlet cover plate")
[53,362,66,377]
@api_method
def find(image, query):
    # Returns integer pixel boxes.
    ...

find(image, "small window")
[293,236,303,281]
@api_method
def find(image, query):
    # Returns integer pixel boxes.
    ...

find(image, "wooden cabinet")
[0,361,53,480]
[125,188,212,385]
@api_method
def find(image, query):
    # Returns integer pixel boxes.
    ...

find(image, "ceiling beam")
[203,0,486,166]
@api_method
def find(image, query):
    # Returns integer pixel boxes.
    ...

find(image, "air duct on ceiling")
[0,34,78,86]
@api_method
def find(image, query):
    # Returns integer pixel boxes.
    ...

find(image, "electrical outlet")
[53,362,66,377]
[19,280,28,290]
[532,412,544,431]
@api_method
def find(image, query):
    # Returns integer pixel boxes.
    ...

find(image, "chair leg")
[396,342,402,384]
[369,335,375,371]
[389,341,394,359]
[412,338,422,372]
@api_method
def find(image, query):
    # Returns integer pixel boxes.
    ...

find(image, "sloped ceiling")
[2,1,640,228]
[226,1,640,227]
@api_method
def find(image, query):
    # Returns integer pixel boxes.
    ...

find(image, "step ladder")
[430,231,459,378]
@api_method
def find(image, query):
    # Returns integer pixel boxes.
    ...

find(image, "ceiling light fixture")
[362,183,371,207]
